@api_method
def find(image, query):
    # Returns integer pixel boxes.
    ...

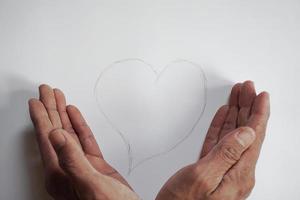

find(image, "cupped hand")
[29,84,139,200]
[156,81,270,200]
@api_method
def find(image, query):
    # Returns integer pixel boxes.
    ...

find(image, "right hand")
[156,81,270,200]
[29,84,140,200]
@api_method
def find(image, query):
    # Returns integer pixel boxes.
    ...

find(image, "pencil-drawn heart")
[94,59,207,173]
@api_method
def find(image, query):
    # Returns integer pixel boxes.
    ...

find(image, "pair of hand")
[28,81,270,200]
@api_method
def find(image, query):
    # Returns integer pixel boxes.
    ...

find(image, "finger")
[49,129,96,182]
[238,81,257,126]
[218,84,241,139]
[212,92,270,200]
[53,89,75,133]
[28,98,57,167]
[200,105,229,158]
[53,89,81,145]
[39,84,62,129]
[229,83,242,107]
[218,107,239,139]
[67,105,103,158]
[200,127,256,192]
[29,98,53,137]
[50,130,140,200]
[235,92,270,168]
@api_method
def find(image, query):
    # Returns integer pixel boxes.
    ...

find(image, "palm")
[29,85,131,200]
[156,81,270,200]
[84,151,130,187]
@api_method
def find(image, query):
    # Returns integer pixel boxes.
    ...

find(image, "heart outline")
[94,58,207,174]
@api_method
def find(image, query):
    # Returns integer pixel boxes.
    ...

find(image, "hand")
[156,81,270,200]
[29,85,140,200]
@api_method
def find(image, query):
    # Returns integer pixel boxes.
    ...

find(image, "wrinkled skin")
[156,81,270,200]
[29,81,270,200]
[29,85,139,200]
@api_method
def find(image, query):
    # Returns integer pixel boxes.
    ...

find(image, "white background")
[0,0,299,199]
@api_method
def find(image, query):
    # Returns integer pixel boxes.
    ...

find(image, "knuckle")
[191,165,210,190]
[36,116,50,128]
[78,123,93,136]
[58,154,76,171]
[223,120,235,130]
[79,121,89,129]
[218,144,241,164]
[50,128,61,134]
[82,133,94,143]
[196,178,213,197]
[198,177,211,192]
[65,126,76,134]
[206,133,218,144]
[193,166,217,196]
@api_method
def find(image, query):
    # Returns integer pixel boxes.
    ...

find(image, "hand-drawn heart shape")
[94,59,207,173]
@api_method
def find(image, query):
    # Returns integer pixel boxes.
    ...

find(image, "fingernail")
[236,128,256,147]
[49,129,66,152]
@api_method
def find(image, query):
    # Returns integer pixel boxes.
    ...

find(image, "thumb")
[203,127,256,178]
[49,129,96,181]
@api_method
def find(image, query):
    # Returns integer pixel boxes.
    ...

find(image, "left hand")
[156,81,270,200]
[29,84,139,200]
